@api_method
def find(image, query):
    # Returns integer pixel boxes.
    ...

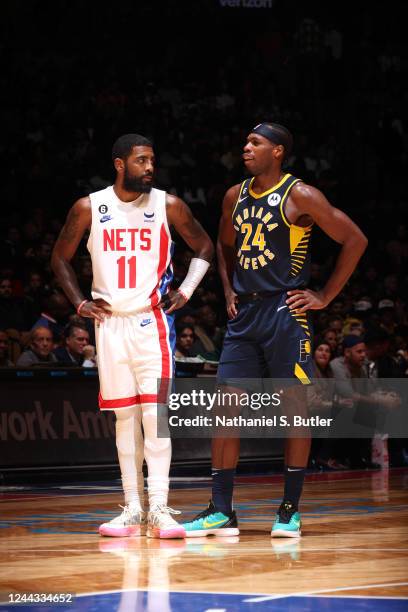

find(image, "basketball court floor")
[1,468,407,611]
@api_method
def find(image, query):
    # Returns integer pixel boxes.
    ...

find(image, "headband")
[251,123,287,146]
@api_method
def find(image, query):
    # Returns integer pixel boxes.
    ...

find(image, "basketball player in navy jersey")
[182,123,367,538]
[52,134,213,539]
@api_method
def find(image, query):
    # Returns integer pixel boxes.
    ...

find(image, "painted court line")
[244,581,408,602]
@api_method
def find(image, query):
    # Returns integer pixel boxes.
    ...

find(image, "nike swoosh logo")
[287,467,303,471]
[277,305,287,312]
[202,518,227,529]
[237,196,248,204]
[140,320,152,327]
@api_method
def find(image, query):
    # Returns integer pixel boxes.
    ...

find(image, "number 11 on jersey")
[117,256,136,288]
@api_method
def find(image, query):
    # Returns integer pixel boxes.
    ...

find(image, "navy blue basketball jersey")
[232,173,313,294]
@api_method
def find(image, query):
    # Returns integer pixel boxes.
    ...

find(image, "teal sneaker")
[271,501,301,538]
[182,500,239,538]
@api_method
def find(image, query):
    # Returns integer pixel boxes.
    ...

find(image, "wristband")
[177,257,210,300]
[76,299,88,315]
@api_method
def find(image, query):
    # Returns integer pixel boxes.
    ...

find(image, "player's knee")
[144,435,171,454]
[115,406,137,420]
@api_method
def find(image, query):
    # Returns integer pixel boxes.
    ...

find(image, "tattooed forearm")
[60,208,80,242]
[180,218,205,240]
[166,194,214,261]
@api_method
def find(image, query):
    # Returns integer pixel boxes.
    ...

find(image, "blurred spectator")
[16,326,58,367]
[0,330,14,367]
[364,325,406,466]
[192,304,223,360]
[175,324,197,358]
[0,277,36,331]
[308,338,349,470]
[54,321,96,366]
[331,335,399,469]
[330,335,376,469]
[32,291,73,345]
[381,275,399,301]
[364,326,402,378]
[322,328,339,357]
[24,271,49,319]
[326,315,344,336]
[343,316,364,336]
[377,299,398,335]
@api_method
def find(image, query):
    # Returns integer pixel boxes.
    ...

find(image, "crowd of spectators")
[0,1,406,466]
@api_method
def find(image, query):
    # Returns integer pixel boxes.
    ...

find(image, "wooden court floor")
[1,468,408,611]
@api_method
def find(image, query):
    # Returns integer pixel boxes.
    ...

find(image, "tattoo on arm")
[60,208,80,243]
[180,217,204,240]
[176,201,203,239]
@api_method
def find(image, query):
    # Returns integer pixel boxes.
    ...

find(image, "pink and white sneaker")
[147,505,186,539]
[99,505,146,537]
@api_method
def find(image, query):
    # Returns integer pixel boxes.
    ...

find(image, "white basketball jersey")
[87,186,173,313]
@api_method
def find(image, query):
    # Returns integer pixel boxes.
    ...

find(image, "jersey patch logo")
[299,339,311,363]
[98,204,108,214]
[140,318,152,327]
[267,193,281,206]
[100,215,113,223]
[144,212,155,221]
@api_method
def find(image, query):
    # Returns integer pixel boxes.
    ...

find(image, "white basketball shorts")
[95,308,175,410]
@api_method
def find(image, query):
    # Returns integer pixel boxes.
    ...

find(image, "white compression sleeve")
[177,257,210,300]
[142,403,171,509]
[115,407,145,509]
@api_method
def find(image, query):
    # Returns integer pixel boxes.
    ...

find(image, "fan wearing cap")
[182,121,368,539]
[330,334,399,468]
[378,299,397,336]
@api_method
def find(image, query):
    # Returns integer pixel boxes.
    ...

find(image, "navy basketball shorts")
[217,292,315,385]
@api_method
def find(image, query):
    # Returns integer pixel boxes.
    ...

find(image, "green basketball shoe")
[271,501,302,538]
[182,500,239,538]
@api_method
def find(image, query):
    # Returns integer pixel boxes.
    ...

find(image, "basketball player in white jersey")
[51,134,214,538]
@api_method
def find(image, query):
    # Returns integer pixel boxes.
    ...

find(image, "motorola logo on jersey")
[144,212,155,222]
[267,193,281,207]
[98,204,109,214]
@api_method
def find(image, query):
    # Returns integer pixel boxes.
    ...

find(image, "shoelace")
[278,503,296,524]
[193,501,214,520]
[112,505,143,523]
[149,505,181,526]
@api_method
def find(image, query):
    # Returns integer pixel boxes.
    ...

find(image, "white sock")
[142,403,171,509]
[115,406,144,510]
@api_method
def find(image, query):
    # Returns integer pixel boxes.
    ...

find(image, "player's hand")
[159,289,188,314]
[225,288,238,319]
[80,299,111,322]
[286,289,327,313]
